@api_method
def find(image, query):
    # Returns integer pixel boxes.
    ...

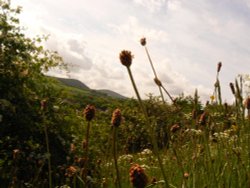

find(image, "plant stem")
[161,84,175,104]
[144,47,165,103]
[44,123,52,188]
[83,121,91,183]
[126,66,169,188]
[113,126,121,188]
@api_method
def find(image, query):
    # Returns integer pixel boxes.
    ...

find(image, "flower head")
[217,62,222,73]
[129,164,148,188]
[170,124,180,133]
[119,50,133,67]
[65,166,77,177]
[111,108,122,127]
[154,77,162,87]
[140,37,146,46]
[229,83,235,95]
[83,105,95,121]
[245,97,250,109]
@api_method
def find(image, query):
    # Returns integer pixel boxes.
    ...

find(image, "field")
[1,1,250,187]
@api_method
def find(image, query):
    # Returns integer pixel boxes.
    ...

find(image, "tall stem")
[113,127,121,188]
[83,121,91,183]
[161,84,175,104]
[145,47,165,103]
[44,122,52,188]
[126,66,169,188]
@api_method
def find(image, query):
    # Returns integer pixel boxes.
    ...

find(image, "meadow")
[0,1,250,187]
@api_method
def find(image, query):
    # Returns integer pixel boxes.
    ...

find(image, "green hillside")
[50,76,127,99]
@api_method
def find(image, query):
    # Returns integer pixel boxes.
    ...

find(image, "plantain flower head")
[154,77,162,87]
[140,37,146,46]
[119,50,133,67]
[129,164,148,188]
[111,108,122,127]
[217,62,222,73]
[83,105,95,121]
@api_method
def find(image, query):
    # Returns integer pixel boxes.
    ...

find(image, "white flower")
[141,149,152,155]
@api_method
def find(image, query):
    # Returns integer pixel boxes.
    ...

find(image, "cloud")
[133,0,168,13]
[108,16,168,42]
[40,27,93,72]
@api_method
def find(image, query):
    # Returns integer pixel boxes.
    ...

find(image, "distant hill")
[52,76,127,99]
[96,89,127,99]
[56,77,90,90]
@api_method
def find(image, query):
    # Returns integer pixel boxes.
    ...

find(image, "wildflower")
[229,83,235,95]
[140,149,152,155]
[83,105,95,121]
[129,164,148,188]
[111,108,122,127]
[244,97,250,109]
[154,77,162,87]
[199,111,207,125]
[82,139,87,150]
[70,143,75,153]
[170,124,180,133]
[184,172,189,179]
[40,99,47,111]
[65,166,77,177]
[13,149,20,160]
[210,95,215,102]
[119,50,133,67]
[140,37,146,46]
[217,62,222,73]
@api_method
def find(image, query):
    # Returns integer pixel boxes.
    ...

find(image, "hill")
[51,76,127,99]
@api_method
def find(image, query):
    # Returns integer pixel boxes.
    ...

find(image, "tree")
[0,1,72,186]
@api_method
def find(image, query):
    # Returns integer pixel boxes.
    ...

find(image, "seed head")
[129,164,148,188]
[65,166,77,177]
[140,37,146,46]
[119,50,133,67]
[170,124,180,133]
[40,99,47,111]
[245,97,250,109]
[229,82,235,95]
[13,149,20,160]
[217,62,222,73]
[199,111,207,125]
[184,172,189,179]
[111,108,122,127]
[154,77,162,87]
[83,105,95,121]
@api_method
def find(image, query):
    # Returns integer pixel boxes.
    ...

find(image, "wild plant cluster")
[1,1,250,188]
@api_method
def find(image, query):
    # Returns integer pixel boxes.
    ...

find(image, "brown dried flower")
[111,108,122,127]
[83,105,95,121]
[65,166,77,177]
[184,172,189,179]
[154,77,162,87]
[170,124,180,133]
[13,149,20,160]
[199,111,207,125]
[217,62,222,73]
[129,164,148,188]
[229,82,235,95]
[245,97,250,109]
[119,50,133,67]
[140,37,146,46]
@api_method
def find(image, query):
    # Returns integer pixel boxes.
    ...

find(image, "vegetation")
[1,1,250,188]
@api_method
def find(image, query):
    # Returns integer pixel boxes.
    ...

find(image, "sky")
[11,0,250,103]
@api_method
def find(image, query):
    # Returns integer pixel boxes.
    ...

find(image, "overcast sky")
[11,0,250,103]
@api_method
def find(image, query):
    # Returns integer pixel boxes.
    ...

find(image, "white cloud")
[109,16,168,42]
[11,0,250,103]
[133,0,168,13]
